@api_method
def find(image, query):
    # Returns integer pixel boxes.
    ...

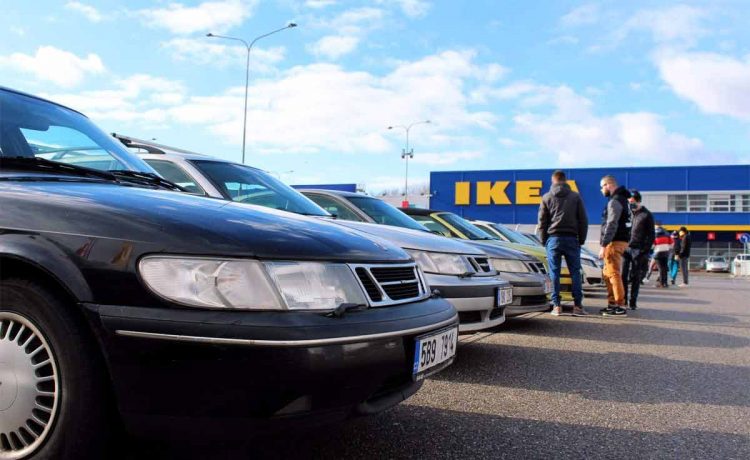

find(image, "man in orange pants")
[598,175,631,316]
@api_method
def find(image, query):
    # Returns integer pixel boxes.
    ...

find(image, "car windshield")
[438,213,499,240]
[0,89,152,173]
[708,257,726,262]
[488,223,539,245]
[347,196,428,231]
[191,160,330,216]
[410,214,455,237]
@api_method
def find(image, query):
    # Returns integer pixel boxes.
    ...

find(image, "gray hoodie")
[538,183,589,245]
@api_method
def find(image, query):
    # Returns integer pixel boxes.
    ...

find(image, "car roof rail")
[111,133,207,156]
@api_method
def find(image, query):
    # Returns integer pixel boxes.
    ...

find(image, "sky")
[1,0,749,191]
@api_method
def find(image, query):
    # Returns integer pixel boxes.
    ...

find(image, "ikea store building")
[429,165,750,266]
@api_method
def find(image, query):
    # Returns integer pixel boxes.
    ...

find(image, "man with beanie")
[538,170,588,317]
[598,175,631,316]
[622,190,654,309]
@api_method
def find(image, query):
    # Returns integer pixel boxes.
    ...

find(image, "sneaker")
[678,283,688,287]
[551,306,563,316]
[603,307,627,316]
[572,307,587,317]
[629,304,637,310]
[670,279,676,285]
[599,305,616,315]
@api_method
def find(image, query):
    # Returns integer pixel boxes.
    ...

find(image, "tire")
[0,279,114,459]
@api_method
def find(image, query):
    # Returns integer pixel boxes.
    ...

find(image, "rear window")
[347,196,428,232]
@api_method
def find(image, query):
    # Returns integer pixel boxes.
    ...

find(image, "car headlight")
[406,250,470,275]
[491,258,531,273]
[139,256,366,311]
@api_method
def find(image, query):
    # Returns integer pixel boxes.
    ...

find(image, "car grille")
[468,256,493,273]
[527,261,547,274]
[352,263,428,307]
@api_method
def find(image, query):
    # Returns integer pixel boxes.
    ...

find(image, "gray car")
[114,135,514,332]
[300,189,552,317]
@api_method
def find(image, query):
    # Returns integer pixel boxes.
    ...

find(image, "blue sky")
[2,0,749,191]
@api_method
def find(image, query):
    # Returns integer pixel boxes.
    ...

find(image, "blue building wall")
[430,165,750,240]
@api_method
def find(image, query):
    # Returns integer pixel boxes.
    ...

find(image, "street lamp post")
[207,23,297,164]
[388,120,431,207]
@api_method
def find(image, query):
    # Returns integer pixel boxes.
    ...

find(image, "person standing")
[622,190,654,309]
[677,226,692,286]
[668,231,681,285]
[598,175,631,316]
[538,170,588,317]
[652,226,673,288]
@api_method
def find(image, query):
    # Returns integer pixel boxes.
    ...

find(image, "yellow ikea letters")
[454,180,579,205]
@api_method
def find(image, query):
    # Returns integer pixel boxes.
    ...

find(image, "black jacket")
[600,186,631,246]
[629,205,655,250]
[538,183,588,245]
[678,232,692,257]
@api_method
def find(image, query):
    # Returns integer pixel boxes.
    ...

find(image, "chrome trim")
[114,315,459,347]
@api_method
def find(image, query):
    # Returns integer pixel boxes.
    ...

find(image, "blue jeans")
[668,257,679,282]
[545,236,583,306]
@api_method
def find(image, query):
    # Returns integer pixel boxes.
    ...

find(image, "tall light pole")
[388,120,431,206]
[207,23,297,164]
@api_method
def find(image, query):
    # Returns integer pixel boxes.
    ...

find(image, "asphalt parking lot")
[132,274,750,459]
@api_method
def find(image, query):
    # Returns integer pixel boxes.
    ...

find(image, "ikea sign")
[453,180,580,206]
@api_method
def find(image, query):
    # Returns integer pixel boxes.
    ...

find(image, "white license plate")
[413,326,457,378]
[496,287,513,307]
[544,278,553,294]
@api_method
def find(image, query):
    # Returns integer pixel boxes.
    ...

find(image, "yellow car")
[401,208,574,302]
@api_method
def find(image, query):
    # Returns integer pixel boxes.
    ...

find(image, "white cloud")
[10,26,25,36]
[65,2,103,22]
[377,0,431,18]
[411,151,483,165]
[305,0,336,8]
[0,46,104,88]
[547,35,579,46]
[655,51,750,121]
[493,82,706,165]
[46,75,186,123]
[560,4,599,27]
[162,38,285,72]
[308,7,386,59]
[615,5,708,47]
[135,0,257,35]
[308,35,360,59]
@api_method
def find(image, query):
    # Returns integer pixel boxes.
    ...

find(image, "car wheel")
[0,279,113,460]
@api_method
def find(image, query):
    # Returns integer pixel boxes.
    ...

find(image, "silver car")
[114,135,514,333]
[299,190,552,317]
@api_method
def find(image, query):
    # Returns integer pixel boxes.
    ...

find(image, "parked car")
[113,137,514,332]
[298,190,552,317]
[0,87,459,458]
[732,253,750,276]
[400,208,576,302]
[705,256,730,273]
[472,220,600,288]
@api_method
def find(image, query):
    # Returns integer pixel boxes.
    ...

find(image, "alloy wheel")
[0,312,60,459]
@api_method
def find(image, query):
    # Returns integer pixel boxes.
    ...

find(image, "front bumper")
[426,273,511,332]
[498,272,551,316]
[83,296,457,438]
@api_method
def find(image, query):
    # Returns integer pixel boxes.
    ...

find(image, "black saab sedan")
[0,87,458,459]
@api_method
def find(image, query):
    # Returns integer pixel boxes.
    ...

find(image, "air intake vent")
[355,267,382,302]
[528,262,547,274]
[351,263,427,307]
[469,257,492,273]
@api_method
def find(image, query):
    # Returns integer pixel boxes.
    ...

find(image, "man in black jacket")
[538,170,588,316]
[677,226,692,286]
[599,175,631,316]
[622,190,654,309]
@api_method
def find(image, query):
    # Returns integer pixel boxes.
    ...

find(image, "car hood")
[328,220,484,255]
[0,180,409,262]
[465,240,538,262]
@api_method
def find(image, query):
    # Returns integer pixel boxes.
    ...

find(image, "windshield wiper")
[109,170,186,192]
[0,156,118,181]
[0,157,184,191]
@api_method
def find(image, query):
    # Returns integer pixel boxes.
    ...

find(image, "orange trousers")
[603,241,628,306]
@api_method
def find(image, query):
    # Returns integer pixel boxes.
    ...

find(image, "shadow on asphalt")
[431,340,750,407]
[127,405,750,459]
